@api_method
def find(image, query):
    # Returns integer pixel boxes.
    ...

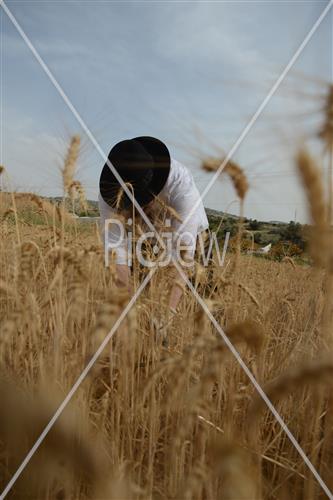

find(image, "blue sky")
[1,0,331,222]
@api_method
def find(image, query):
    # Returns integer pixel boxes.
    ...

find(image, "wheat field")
[0,145,332,500]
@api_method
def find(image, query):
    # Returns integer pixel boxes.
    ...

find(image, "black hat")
[99,136,170,209]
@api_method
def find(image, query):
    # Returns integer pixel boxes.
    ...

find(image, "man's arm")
[167,248,193,314]
[166,177,201,315]
[99,193,131,289]
[115,264,131,290]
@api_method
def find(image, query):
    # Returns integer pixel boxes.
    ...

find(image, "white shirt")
[98,158,209,265]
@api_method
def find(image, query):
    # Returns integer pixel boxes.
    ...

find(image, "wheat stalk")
[62,135,80,195]
[202,157,248,200]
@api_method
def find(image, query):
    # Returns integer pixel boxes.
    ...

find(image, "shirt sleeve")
[169,188,200,260]
[98,193,129,265]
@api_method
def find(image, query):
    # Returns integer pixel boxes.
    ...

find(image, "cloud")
[154,3,265,74]
[2,0,329,222]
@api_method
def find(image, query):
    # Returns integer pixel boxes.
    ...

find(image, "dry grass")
[0,147,332,499]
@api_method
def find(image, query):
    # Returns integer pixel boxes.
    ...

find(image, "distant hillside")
[204,207,307,258]
[33,196,308,259]
[44,197,303,246]
[45,196,100,216]
[205,207,239,221]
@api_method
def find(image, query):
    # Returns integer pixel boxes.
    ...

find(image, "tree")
[282,221,305,250]
[254,233,262,244]
[248,219,261,231]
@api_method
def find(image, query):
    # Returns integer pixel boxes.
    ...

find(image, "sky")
[1,0,332,222]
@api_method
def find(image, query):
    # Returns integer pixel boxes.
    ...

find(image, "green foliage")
[222,221,237,237]
[207,214,238,239]
[254,232,262,244]
[17,208,49,226]
[281,221,306,250]
[248,219,262,230]
[267,228,282,236]
[205,209,308,261]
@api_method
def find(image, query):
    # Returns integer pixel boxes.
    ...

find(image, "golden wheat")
[0,146,332,499]
[62,135,81,195]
